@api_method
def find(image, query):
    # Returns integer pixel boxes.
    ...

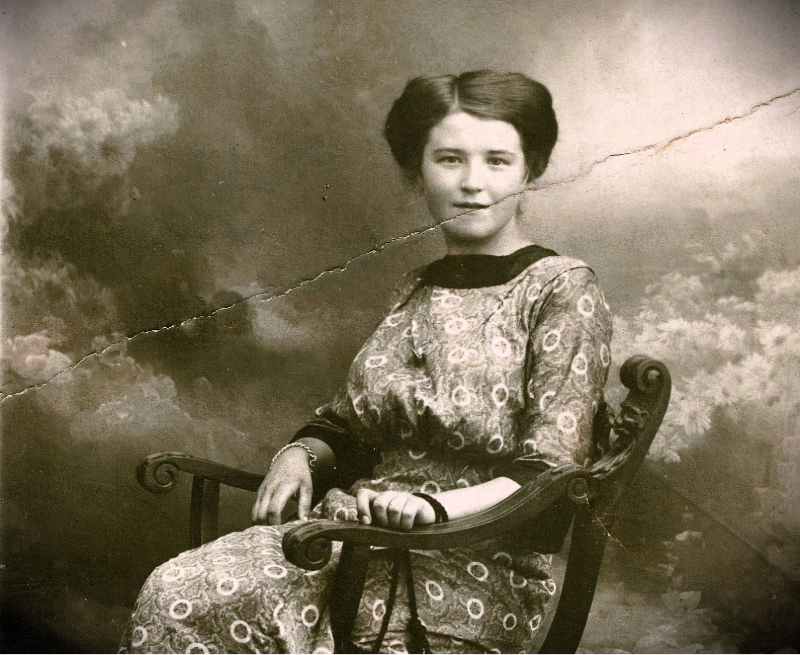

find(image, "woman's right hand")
[252,446,313,525]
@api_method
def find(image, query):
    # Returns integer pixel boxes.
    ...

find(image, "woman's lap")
[120,521,553,654]
[120,523,341,653]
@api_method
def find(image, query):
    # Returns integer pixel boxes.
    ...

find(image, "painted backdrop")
[2,0,800,651]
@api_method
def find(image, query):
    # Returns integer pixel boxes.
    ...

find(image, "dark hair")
[384,70,558,183]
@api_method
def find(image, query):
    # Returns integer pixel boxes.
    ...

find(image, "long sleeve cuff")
[291,422,380,490]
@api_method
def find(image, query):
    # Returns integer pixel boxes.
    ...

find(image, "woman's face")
[420,111,529,253]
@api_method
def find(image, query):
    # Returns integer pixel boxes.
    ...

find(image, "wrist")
[413,492,449,523]
[292,436,337,476]
[271,442,317,471]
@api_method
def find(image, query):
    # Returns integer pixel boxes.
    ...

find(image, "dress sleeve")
[505,266,613,486]
[291,395,380,489]
[290,269,424,488]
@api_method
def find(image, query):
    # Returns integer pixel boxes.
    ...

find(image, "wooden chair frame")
[136,354,670,653]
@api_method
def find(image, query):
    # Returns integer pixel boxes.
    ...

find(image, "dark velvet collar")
[421,244,558,289]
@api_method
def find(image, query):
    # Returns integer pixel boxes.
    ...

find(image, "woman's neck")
[442,224,535,256]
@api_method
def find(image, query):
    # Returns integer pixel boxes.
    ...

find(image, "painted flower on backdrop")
[609,235,800,463]
[674,391,713,437]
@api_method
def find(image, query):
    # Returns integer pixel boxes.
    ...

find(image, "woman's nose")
[460,162,486,194]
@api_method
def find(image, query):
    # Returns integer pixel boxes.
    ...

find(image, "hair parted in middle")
[384,70,558,184]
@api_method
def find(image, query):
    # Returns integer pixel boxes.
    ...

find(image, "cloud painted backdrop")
[2,0,800,651]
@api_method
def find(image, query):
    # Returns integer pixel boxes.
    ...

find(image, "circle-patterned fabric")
[120,255,612,654]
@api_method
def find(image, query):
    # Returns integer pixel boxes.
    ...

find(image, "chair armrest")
[283,355,672,573]
[282,464,589,570]
[136,453,269,548]
[137,452,265,494]
[588,355,671,525]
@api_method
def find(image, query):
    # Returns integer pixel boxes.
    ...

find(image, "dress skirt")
[119,517,554,654]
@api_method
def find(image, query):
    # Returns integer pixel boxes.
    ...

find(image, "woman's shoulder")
[524,256,611,329]
[385,255,603,310]
[519,254,600,291]
[517,255,610,321]
[386,266,427,311]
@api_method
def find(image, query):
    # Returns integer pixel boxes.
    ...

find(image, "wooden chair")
[137,354,670,653]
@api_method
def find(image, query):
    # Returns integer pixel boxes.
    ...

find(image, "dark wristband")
[413,492,449,524]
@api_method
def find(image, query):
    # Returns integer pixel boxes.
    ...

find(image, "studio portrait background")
[2,0,800,652]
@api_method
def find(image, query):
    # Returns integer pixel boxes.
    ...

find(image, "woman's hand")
[356,489,436,530]
[252,447,313,525]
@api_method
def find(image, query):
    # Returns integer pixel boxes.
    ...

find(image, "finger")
[253,469,284,521]
[297,478,313,521]
[252,482,275,523]
[357,489,377,525]
[399,499,419,531]
[255,488,278,524]
[252,489,263,523]
[385,495,407,528]
[371,492,396,527]
[267,483,297,525]
[417,498,437,526]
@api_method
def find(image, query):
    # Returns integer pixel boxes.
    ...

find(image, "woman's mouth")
[452,202,491,210]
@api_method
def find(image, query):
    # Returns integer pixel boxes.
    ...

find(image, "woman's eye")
[436,155,462,164]
[487,157,510,166]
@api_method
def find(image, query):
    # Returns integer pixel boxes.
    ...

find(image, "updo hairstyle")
[384,70,558,183]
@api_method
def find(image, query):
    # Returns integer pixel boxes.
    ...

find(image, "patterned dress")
[120,246,613,654]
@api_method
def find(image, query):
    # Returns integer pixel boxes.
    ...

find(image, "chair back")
[538,354,671,653]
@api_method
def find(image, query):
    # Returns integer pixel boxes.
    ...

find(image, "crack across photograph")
[4,86,799,403]
[3,0,800,652]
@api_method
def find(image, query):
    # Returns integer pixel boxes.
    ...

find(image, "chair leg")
[201,479,220,545]
[189,477,220,549]
[330,543,372,653]
[538,506,608,654]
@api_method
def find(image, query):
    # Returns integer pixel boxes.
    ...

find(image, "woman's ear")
[516,188,529,218]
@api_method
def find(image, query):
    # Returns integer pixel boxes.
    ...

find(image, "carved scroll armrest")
[136,452,265,494]
[589,355,671,522]
[137,453,270,548]
[282,464,589,570]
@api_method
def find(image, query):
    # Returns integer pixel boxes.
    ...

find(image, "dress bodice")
[298,250,613,497]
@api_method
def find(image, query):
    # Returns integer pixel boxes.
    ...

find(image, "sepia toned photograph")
[2,1,799,652]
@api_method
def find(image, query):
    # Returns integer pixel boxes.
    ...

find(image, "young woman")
[121,70,612,654]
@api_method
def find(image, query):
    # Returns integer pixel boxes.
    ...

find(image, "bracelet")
[271,442,317,471]
[413,492,449,524]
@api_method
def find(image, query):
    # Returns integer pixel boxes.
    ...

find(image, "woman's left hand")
[356,489,437,530]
